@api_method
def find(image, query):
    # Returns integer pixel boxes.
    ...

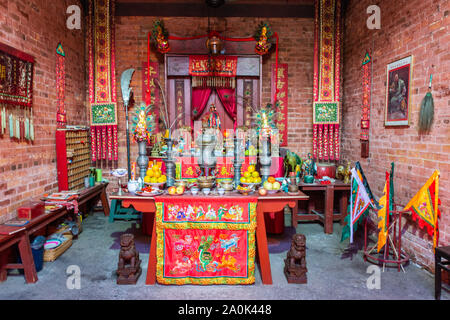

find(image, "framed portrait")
[385,56,413,126]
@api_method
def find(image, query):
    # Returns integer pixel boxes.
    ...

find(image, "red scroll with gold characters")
[271,63,288,147]
[312,0,342,161]
[88,0,118,162]
[156,196,257,285]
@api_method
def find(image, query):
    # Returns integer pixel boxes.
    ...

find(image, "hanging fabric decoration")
[189,55,238,89]
[88,0,118,162]
[1,106,6,135]
[361,52,372,157]
[403,170,441,251]
[312,0,342,161]
[56,42,66,128]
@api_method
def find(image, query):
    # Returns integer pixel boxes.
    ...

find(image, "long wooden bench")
[0,183,110,283]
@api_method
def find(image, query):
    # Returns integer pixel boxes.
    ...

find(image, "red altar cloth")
[155,195,257,285]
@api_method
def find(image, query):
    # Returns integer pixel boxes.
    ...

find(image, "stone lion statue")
[117,233,141,284]
[284,233,307,283]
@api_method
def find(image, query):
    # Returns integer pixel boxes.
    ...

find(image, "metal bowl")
[174,180,188,188]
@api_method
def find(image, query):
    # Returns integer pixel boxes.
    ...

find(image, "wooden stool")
[0,231,37,283]
[109,199,141,222]
[435,246,450,300]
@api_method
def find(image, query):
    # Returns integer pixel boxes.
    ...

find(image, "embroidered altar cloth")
[156,195,257,285]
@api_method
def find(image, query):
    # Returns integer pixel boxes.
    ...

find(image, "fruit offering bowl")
[240,182,261,188]
[236,185,254,195]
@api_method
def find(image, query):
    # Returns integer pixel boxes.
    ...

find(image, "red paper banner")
[271,63,288,147]
[189,55,237,78]
[142,61,160,107]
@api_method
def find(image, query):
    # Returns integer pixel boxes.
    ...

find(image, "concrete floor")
[0,212,448,300]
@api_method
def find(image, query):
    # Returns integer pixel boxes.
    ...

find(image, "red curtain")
[216,87,237,130]
[191,87,212,126]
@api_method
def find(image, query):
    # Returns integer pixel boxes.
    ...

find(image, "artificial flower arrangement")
[254,22,274,55]
[151,20,170,54]
[131,103,155,143]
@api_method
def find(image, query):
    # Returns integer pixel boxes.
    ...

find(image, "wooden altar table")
[295,181,350,234]
[110,191,309,285]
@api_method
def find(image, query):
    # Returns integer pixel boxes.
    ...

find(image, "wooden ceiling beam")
[115,3,315,18]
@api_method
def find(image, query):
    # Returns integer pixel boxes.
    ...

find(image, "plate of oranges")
[143,162,167,188]
[240,164,262,186]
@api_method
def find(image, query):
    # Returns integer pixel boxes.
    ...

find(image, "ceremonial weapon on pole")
[120,68,135,181]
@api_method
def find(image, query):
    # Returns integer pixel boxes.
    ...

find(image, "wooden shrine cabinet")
[56,127,91,191]
[165,55,262,130]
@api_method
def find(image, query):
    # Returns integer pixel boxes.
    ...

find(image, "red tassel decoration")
[335,124,340,160]
[313,124,318,159]
[318,124,323,160]
[102,126,106,160]
[113,125,118,161]
[96,127,101,161]
[323,124,328,161]
[329,124,334,161]
[107,125,112,161]
[91,126,96,161]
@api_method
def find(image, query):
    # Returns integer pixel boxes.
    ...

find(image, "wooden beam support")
[115,2,314,18]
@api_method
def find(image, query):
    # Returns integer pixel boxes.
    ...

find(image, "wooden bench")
[0,183,110,283]
[0,228,37,283]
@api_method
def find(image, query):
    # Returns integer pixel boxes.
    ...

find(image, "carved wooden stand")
[364,206,410,272]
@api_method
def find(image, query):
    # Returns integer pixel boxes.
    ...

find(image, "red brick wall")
[113,16,315,173]
[0,0,87,223]
[341,0,449,270]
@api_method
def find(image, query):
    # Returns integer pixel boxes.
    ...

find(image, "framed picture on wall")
[385,55,413,126]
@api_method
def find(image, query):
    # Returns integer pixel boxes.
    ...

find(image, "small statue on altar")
[336,160,352,184]
[176,136,186,155]
[202,104,221,130]
[284,233,307,284]
[117,233,142,285]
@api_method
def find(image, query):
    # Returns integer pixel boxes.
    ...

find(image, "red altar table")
[110,191,308,285]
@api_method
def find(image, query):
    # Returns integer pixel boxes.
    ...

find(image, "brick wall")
[0,0,86,223]
[341,0,449,270]
[113,16,315,174]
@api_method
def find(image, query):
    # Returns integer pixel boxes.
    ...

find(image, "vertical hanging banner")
[142,61,160,142]
[243,80,253,126]
[175,79,185,128]
[142,61,160,106]
[88,0,118,162]
[312,0,342,161]
[56,43,66,128]
[271,63,288,147]
[361,52,372,158]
